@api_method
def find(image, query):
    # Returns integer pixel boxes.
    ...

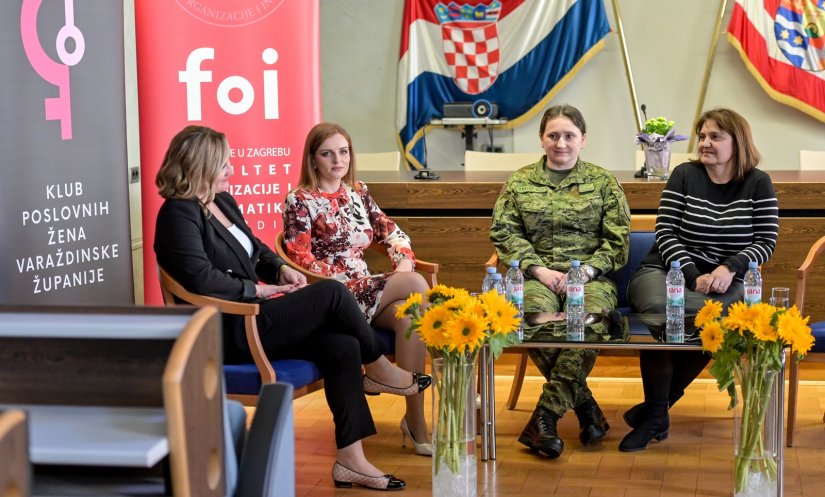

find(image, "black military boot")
[518,406,564,458]
[618,401,670,452]
[574,397,610,446]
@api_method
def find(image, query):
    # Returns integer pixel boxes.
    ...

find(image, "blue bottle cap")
[671,261,681,268]
[491,273,502,280]
[571,260,581,267]
[486,266,497,274]
[510,260,519,267]
[748,261,758,269]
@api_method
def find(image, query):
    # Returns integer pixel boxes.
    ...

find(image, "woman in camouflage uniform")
[491,104,630,459]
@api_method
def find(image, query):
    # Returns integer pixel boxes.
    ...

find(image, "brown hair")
[155,125,228,207]
[694,108,761,181]
[297,122,357,191]
[539,104,587,136]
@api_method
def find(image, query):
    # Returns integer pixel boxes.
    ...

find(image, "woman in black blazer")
[154,125,430,491]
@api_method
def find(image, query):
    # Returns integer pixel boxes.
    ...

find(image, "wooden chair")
[274,231,439,288]
[158,267,325,405]
[357,151,402,171]
[0,410,30,497]
[785,235,825,446]
[275,232,439,359]
[463,150,540,171]
[164,308,298,497]
[799,149,825,170]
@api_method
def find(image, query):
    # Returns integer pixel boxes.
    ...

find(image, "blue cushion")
[225,359,322,396]
[811,321,825,353]
[224,327,395,396]
[614,231,655,309]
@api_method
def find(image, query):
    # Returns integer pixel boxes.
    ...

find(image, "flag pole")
[611,0,643,133]
[688,0,729,151]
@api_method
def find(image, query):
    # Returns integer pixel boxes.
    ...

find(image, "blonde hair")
[694,108,761,182]
[156,125,229,207]
[297,122,358,191]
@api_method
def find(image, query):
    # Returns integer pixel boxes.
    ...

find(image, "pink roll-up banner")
[136,0,321,305]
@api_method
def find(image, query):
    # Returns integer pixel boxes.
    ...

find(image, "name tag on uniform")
[579,183,595,193]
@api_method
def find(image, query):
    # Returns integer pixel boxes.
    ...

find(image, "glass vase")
[643,141,671,180]
[431,356,477,497]
[733,366,779,497]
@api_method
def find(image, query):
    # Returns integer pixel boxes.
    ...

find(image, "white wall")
[320,0,825,170]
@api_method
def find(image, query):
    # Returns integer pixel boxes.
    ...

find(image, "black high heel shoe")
[363,371,432,396]
[332,462,406,491]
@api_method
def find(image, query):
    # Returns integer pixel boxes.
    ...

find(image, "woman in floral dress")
[283,122,432,456]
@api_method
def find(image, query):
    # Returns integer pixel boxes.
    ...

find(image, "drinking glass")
[769,287,790,309]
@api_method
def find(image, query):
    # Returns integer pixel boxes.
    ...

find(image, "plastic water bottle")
[505,260,525,340]
[482,266,497,293]
[665,261,685,343]
[566,260,585,340]
[744,261,762,306]
[489,273,505,295]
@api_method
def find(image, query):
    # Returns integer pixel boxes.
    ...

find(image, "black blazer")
[155,192,286,360]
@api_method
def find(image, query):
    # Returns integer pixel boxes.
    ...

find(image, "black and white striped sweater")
[641,161,779,289]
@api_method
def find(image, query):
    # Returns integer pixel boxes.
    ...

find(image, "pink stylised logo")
[21,0,86,140]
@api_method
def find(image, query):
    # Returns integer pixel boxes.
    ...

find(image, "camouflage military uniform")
[490,157,630,417]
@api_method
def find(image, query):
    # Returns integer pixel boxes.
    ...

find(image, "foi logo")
[179,47,280,121]
[20,0,85,140]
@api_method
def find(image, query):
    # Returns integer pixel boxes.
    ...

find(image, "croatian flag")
[728,0,825,123]
[397,0,610,170]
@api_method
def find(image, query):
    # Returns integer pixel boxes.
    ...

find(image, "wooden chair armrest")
[277,231,440,288]
[795,235,825,315]
[485,251,499,269]
[158,267,276,384]
[273,232,333,284]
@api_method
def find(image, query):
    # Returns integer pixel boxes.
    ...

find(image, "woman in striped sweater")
[619,108,779,452]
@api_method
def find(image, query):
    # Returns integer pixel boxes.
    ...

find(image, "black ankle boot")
[518,406,564,458]
[619,401,670,452]
[623,393,682,431]
[574,397,610,446]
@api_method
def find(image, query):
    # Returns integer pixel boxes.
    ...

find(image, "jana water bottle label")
[508,284,524,305]
[568,284,584,305]
[666,285,684,306]
[744,286,762,305]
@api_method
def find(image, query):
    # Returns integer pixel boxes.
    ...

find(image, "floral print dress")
[283,181,416,321]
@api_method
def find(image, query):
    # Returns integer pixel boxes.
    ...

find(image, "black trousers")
[257,279,386,448]
[629,266,743,403]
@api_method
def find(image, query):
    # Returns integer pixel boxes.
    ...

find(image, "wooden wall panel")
[363,171,825,322]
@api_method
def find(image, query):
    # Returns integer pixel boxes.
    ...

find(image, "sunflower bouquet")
[396,285,520,479]
[696,300,813,495]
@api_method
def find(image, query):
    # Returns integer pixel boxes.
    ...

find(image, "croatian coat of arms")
[434,1,502,94]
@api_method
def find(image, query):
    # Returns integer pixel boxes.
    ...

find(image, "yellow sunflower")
[395,292,423,319]
[426,284,467,304]
[749,312,777,342]
[479,291,520,336]
[700,320,725,353]
[443,311,488,353]
[721,301,754,334]
[777,306,814,356]
[416,306,453,349]
[694,300,723,328]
